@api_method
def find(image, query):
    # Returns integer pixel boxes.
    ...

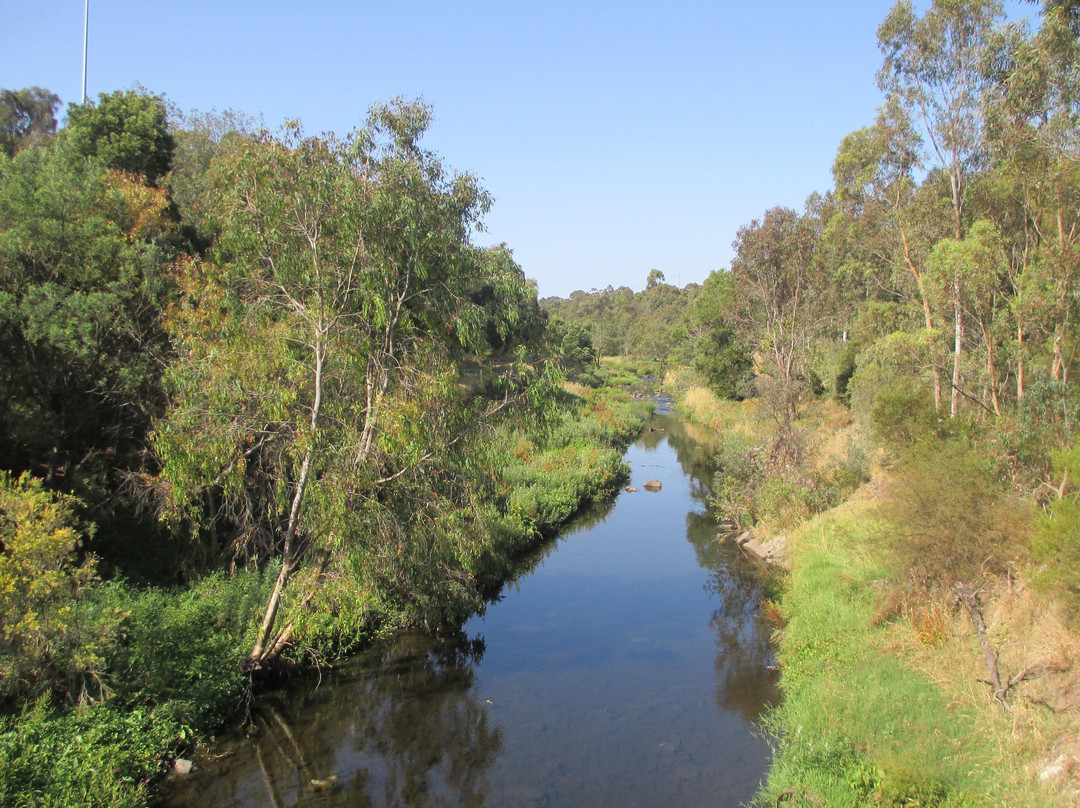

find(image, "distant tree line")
[545,0,1080,499]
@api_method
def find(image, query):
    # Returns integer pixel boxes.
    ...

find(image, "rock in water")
[643,479,662,492]
[173,759,194,776]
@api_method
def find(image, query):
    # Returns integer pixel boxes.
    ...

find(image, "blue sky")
[2,1,1032,299]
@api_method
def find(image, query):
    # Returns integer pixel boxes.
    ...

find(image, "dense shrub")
[710,428,869,532]
[0,472,119,705]
[882,440,1030,596]
[109,570,271,728]
[1032,440,1080,617]
[0,698,182,808]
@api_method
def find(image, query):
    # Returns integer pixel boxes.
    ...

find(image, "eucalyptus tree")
[985,9,1080,391]
[0,87,60,157]
[833,99,949,409]
[926,220,1011,415]
[152,101,547,667]
[729,206,823,459]
[879,0,1005,416]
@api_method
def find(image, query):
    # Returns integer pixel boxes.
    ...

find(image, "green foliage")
[0,87,59,157]
[0,131,176,542]
[711,432,869,533]
[549,317,598,371]
[710,432,766,530]
[688,272,754,399]
[869,381,948,447]
[882,438,1030,595]
[994,379,1080,489]
[63,90,175,185]
[166,107,259,248]
[109,571,271,727]
[848,329,941,435]
[496,387,646,534]
[468,245,547,356]
[0,472,116,705]
[0,698,181,808]
[1032,440,1080,613]
[502,444,626,530]
[539,272,702,372]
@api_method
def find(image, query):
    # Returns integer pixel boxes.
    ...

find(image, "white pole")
[81,0,89,104]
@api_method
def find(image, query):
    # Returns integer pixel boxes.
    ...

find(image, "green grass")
[757,499,1052,808]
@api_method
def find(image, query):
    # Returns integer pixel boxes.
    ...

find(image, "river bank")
[159,409,778,808]
[0,382,652,808]
[675,383,1080,807]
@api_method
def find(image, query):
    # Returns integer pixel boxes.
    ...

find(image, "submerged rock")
[643,479,662,492]
[735,531,789,569]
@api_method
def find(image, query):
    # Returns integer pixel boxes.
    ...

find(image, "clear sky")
[2,1,1032,299]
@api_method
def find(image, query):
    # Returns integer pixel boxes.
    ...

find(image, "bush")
[710,429,869,532]
[0,698,182,808]
[882,440,1031,597]
[0,472,119,705]
[1032,440,1080,617]
[869,382,948,448]
[108,570,272,730]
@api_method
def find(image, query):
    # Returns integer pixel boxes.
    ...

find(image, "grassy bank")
[675,382,1078,807]
[757,496,1051,807]
[0,382,650,808]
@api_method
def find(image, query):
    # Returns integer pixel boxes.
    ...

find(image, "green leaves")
[150,101,555,661]
[63,90,174,186]
[0,472,111,703]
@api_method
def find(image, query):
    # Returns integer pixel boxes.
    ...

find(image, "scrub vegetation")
[0,87,649,806]
[6,0,1080,805]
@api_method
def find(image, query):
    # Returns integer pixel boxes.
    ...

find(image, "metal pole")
[81,0,89,104]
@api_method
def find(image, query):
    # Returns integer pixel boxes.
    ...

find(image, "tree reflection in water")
[161,633,500,808]
[161,410,781,808]
[666,416,780,725]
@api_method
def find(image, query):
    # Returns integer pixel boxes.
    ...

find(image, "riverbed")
[160,411,778,807]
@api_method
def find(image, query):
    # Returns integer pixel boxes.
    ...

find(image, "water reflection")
[160,414,777,808]
[163,634,498,808]
[669,418,780,726]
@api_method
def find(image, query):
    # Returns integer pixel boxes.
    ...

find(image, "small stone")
[625,486,638,493]
[173,758,194,776]
[643,479,662,492]
[1040,755,1069,784]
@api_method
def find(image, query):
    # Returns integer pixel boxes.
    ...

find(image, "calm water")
[160,411,778,808]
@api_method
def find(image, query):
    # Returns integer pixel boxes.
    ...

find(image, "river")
[160,409,778,807]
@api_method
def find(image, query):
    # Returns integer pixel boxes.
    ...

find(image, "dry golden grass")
[876,572,1080,804]
[805,402,858,471]
[679,386,760,435]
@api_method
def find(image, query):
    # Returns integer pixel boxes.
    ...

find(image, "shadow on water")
[162,633,501,808]
[160,408,778,808]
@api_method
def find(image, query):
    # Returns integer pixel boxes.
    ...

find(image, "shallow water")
[160,412,778,807]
